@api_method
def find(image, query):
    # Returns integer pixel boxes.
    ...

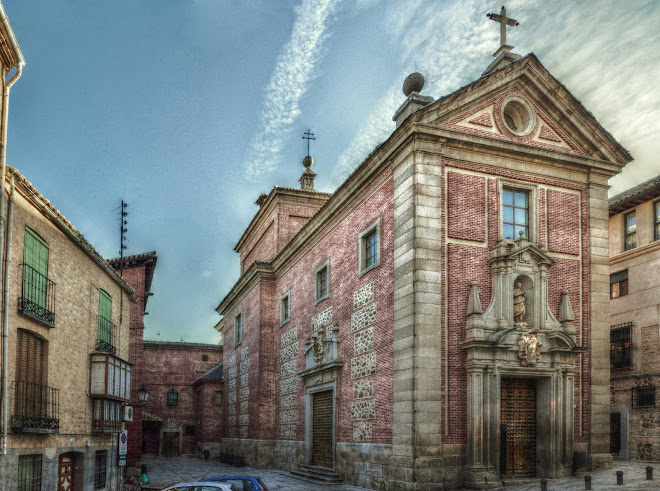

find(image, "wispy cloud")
[332,0,660,194]
[331,0,493,185]
[245,0,342,181]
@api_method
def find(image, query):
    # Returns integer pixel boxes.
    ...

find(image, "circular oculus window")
[500,97,535,136]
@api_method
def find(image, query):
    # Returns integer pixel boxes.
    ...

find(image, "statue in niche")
[312,331,324,365]
[513,281,527,325]
[518,332,542,367]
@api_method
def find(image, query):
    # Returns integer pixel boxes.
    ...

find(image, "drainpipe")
[2,174,15,455]
[0,4,25,456]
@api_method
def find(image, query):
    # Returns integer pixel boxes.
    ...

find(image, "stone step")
[289,465,343,485]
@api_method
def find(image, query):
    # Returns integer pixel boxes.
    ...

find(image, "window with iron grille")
[502,188,529,240]
[18,454,42,491]
[655,201,660,241]
[632,386,655,409]
[610,270,629,299]
[167,389,178,406]
[624,210,637,250]
[94,450,107,489]
[610,322,632,370]
[315,262,329,304]
[20,227,55,327]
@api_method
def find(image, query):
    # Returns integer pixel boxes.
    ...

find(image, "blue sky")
[4,0,659,343]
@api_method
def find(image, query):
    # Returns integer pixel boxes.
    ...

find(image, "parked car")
[160,482,234,491]
[201,476,268,491]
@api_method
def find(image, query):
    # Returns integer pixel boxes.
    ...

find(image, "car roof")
[161,482,233,490]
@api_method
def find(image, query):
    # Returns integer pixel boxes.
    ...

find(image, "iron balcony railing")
[18,263,56,327]
[96,316,117,354]
[11,381,59,434]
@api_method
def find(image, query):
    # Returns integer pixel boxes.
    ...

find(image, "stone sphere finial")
[403,72,425,96]
[303,155,314,169]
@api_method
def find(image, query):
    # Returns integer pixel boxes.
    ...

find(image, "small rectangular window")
[234,311,243,347]
[280,292,290,325]
[610,322,632,370]
[624,210,637,250]
[202,354,208,361]
[359,218,381,276]
[94,450,107,489]
[655,201,660,241]
[502,188,529,240]
[610,270,629,299]
[18,454,42,491]
[185,425,196,436]
[215,391,223,404]
[167,389,179,406]
[315,264,329,303]
[632,386,656,409]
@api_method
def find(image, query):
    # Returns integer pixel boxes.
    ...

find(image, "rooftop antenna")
[119,200,128,276]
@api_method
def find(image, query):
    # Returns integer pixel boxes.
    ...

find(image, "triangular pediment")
[417,54,631,169]
[504,243,554,266]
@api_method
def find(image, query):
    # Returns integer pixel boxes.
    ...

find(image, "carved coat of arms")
[517,331,542,367]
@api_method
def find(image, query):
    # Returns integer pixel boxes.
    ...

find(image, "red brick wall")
[142,344,222,455]
[224,171,394,445]
[547,190,581,255]
[443,159,590,444]
[447,172,486,242]
[112,265,147,467]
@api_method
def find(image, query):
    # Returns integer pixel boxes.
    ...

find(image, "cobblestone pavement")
[140,456,369,490]
[141,456,659,490]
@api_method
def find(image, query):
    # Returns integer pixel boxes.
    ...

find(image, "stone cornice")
[610,239,660,266]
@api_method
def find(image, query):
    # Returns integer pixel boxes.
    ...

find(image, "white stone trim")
[280,290,291,326]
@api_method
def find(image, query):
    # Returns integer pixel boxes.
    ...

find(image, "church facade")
[215,48,631,489]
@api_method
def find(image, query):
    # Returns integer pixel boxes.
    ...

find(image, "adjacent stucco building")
[215,38,632,490]
[609,176,660,461]
[0,166,136,490]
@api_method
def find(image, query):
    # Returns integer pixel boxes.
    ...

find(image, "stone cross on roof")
[487,6,519,56]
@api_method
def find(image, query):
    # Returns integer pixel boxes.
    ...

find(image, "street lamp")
[137,386,149,406]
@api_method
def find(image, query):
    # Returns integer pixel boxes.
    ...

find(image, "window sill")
[359,261,381,278]
[280,318,290,327]
[314,295,328,306]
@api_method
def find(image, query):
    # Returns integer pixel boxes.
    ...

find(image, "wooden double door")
[311,390,334,467]
[500,378,537,478]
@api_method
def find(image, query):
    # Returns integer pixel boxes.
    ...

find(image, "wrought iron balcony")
[11,381,59,434]
[96,316,117,354]
[18,263,56,327]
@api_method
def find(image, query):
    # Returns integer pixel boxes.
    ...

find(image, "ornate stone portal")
[463,233,585,487]
[298,323,342,467]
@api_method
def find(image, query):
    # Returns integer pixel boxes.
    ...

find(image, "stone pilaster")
[586,174,613,470]
[390,137,444,489]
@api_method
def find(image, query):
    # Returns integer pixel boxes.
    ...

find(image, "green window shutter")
[98,290,112,346]
[23,227,49,307]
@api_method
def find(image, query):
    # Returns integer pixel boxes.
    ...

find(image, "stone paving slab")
[141,456,659,490]
[140,456,369,490]
[490,461,659,490]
